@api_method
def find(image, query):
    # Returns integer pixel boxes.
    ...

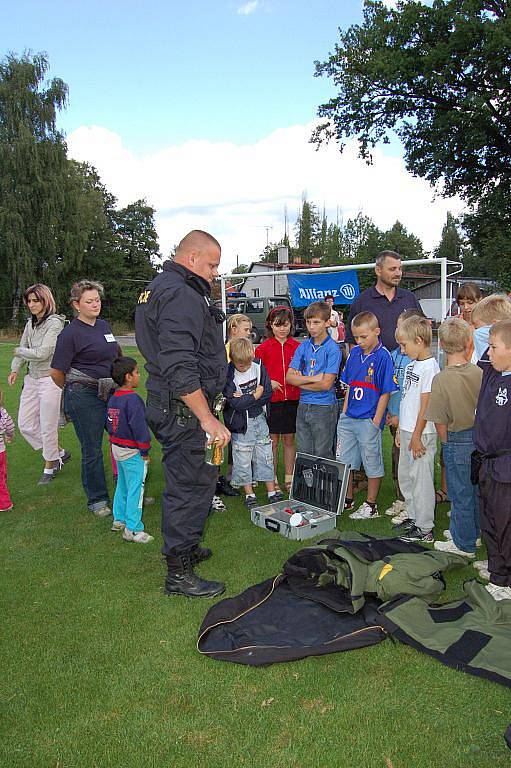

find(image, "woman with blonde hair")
[51,280,119,517]
[8,284,69,485]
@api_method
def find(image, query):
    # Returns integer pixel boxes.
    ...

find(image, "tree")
[434,212,464,262]
[381,220,424,260]
[0,52,69,324]
[69,162,125,319]
[312,1,511,205]
[295,196,320,263]
[462,189,511,287]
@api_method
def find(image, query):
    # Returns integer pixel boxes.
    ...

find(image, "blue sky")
[2,1,459,267]
[4,0,361,151]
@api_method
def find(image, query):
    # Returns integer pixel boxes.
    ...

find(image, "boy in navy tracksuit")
[106,357,153,544]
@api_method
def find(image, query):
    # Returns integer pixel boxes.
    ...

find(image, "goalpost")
[219,257,463,334]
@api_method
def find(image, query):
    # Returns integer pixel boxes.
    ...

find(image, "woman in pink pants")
[8,284,70,486]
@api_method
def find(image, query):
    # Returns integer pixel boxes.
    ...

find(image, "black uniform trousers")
[146,395,218,556]
[479,467,511,587]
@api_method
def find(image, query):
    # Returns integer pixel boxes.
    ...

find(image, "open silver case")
[251,452,350,540]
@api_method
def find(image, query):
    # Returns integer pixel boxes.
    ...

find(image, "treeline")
[256,198,463,291]
[0,53,159,328]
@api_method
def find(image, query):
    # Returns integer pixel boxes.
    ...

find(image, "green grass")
[1,344,510,768]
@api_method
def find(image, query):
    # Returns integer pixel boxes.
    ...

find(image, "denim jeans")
[296,402,338,459]
[64,383,109,509]
[231,413,274,487]
[443,428,480,553]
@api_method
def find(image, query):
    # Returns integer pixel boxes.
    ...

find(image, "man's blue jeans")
[443,428,480,553]
[64,383,109,510]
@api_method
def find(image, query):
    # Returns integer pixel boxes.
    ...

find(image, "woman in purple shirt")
[51,280,119,517]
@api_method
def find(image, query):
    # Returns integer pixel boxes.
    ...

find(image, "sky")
[2,0,461,272]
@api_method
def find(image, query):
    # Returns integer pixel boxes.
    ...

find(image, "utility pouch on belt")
[170,398,198,428]
[470,450,482,485]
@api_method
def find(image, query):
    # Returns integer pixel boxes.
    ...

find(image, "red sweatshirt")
[255,337,300,403]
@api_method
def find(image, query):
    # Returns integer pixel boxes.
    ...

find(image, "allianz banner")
[288,270,360,307]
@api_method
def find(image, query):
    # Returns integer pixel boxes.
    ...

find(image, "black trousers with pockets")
[146,396,217,556]
[479,468,511,587]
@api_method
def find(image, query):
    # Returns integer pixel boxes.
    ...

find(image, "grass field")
[1,344,510,768]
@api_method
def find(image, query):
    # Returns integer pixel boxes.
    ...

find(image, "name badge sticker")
[104,333,116,342]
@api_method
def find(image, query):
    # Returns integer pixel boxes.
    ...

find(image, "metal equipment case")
[251,452,350,540]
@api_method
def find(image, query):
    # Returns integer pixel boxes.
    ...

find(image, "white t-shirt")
[233,362,260,396]
[399,357,440,434]
[328,309,340,342]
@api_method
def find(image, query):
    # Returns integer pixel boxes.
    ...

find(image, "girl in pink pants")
[0,393,15,511]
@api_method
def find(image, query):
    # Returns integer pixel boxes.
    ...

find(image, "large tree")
[295,196,321,263]
[313,0,511,204]
[0,52,69,323]
[111,199,159,320]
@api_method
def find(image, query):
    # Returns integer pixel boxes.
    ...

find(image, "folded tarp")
[197,532,466,667]
[197,574,386,666]
[379,579,511,689]
[284,531,467,613]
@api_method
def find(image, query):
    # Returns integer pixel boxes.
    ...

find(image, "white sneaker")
[123,529,154,543]
[485,583,511,601]
[211,495,226,511]
[434,539,475,558]
[349,502,379,520]
[474,559,489,571]
[392,508,409,525]
[385,500,406,517]
[443,530,482,547]
[477,568,490,581]
[93,505,111,518]
[111,520,126,532]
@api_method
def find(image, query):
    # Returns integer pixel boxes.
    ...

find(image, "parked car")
[218,295,293,343]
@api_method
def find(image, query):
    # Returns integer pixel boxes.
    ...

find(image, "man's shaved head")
[174,229,222,285]
[175,230,221,259]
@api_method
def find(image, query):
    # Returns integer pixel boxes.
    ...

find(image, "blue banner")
[287,270,360,307]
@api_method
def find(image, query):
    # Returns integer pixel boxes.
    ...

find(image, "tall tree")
[313,1,511,204]
[112,199,159,320]
[312,1,511,285]
[295,196,320,263]
[0,52,69,324]
[434,212,464,262]
[381,220,424,260]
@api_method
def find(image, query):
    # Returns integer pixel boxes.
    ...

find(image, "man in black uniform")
[135,230,230,598]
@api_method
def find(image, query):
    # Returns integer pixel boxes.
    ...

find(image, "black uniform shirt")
[135,261,227,399]
[474,364,511,483]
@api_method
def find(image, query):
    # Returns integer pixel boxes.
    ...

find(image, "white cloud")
[67,122,464,273]
[237,1,259,15]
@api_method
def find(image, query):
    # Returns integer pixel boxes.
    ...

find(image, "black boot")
[164,552,225,598]
[216,475,239,497]
[190,544,212,564]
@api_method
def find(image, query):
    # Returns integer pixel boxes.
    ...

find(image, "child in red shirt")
[255,306,300,492]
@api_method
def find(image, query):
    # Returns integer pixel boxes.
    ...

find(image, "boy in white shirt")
[395,315,440,542]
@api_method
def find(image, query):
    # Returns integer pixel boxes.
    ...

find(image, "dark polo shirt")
[346,286,422,351]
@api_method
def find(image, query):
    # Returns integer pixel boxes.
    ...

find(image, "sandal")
[285,474,293,493]
[274,477,282,494]
[435,490,450,505]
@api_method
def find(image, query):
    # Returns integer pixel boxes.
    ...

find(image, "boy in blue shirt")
[286,302,341,459]
[337,311,397,519]
[106,357,153,544]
